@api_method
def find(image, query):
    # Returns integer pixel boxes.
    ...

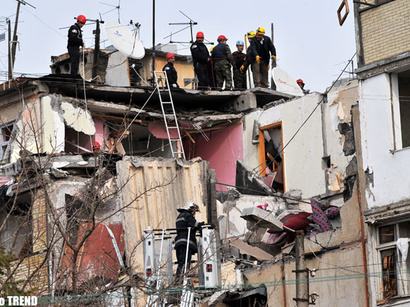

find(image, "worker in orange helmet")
[163,53,179,88]
[67,15,86,75]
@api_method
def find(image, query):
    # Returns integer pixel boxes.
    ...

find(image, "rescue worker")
[211,35,234,90]
[208,45,217,90]
[190,32,211,90]
[163,53,179,88]
[240,31,256,82]
[297,79,309,94]
[232,40,247,90]
[67,15,86,75]
[245,27,276,88]
[174,201,205,281]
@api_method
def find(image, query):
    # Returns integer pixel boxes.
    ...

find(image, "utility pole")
[9,0,36,80]
[7,19,12,81]
[152,0,156,83]
[293,230,309,307]
[92,19,100,80]
[270,22,277,90]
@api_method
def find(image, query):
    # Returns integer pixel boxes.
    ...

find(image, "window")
[0,122,14,160]
[258,123,284,192]
[392,71,410,150]
[376,222,410,302]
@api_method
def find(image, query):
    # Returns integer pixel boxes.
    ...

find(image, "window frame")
[376,222,410,302]
[258,122,285,192]
[390,72,410,151]
[0,122,14,161]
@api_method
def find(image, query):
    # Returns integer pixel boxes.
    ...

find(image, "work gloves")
[256,55,261,65]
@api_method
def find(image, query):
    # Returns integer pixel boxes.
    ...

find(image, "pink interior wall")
[193,124,243,191]
[93,118,109,150]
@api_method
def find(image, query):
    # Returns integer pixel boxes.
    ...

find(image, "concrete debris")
[50,167,69,178]
[61,102,96,135]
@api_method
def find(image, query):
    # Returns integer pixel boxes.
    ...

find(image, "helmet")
[178,201,200,213]
[92,141,101,152]
[210,46,215,53]
[256,27,265,35]
[236,40,244,46]
[166,53,175,60]
[77,15,87,24]
[196,31,204,38]
[297,79,304,84]
[217,35,227,42]
[247,31,255,39]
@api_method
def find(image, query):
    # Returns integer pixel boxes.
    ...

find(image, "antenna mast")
[167,11,197,44]
[9,0,36,80]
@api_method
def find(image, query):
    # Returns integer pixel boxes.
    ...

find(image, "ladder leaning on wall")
[154,71,186,160]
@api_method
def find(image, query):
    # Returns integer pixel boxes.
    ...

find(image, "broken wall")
[248,94,326,197]
[325,80,358,193]
[117,157,214,273]
[241,184,368,307]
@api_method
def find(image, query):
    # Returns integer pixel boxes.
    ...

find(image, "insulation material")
[117,157,210,272]
[61,102,96,135]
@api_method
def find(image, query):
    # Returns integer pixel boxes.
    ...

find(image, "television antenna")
[165,10,197,44]
[8,0,36,80]
[100,1,121,23]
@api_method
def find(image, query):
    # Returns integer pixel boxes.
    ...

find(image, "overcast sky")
[1,0,356,92]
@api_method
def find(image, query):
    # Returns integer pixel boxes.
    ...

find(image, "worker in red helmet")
[190,31,211,90]
[212,35,234,90]
[92,141,101,153]
[296,79,309,94]
[163,53,179,88]
[67,15,86,75]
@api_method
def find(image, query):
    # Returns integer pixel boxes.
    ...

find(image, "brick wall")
[12,189,49,294]
[360,0,410,65]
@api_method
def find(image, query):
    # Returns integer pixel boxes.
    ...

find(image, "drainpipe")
[281,263,287,307]
[357,188,370,307]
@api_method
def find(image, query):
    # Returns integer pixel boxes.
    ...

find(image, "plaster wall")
[41,96,65,154]
[257,94,326,197]
[359,74,410,208]
[106,52,131,86]
[242,110,263,172]
[243,244,367,307]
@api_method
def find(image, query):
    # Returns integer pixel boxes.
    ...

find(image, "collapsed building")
[0,1,409,306]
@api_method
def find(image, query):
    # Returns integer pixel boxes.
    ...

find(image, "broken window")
[377,222,410,303]
[0,122,14,161]
[258,123,284,192]
[0,200,33,258]
[65,194,89,245]
[392,71,410,150]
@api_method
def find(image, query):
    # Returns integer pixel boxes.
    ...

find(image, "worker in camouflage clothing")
[211,35,234,90]
[232,40,247,90]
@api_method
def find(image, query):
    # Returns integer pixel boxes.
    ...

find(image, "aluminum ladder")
[154,71,186,160]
